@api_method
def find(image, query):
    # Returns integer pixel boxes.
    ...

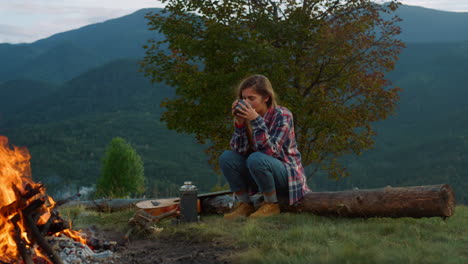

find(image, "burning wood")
[0,136,117,263]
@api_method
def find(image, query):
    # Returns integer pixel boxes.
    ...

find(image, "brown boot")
[249,203,280,218]
[224,202,255,220]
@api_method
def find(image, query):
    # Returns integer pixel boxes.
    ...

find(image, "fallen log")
[58,198,149,211]
[58,191,233,212]
[201,184,455,218]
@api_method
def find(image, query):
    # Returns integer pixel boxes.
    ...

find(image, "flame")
[38,196,56,225]
[55,229,88,245]
[0,136,33,203]
[0,136,34,260]
[0,136,87,262]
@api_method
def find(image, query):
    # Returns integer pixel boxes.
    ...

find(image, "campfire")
[0,136,113,264]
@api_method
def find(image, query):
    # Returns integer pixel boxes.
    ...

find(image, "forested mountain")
[311,42,468,203]
[0,80,59,117]
[1,60,217,198]
[2,59,173,127]
[1,6,467,83]
[0,9,161,82]
[0,5,467,202]
[396,5,468,42]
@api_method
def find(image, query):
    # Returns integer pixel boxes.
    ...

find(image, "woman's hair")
[236,74,277,108]
[235,75,277,152]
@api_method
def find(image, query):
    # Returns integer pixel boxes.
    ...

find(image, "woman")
[219,74,309,219]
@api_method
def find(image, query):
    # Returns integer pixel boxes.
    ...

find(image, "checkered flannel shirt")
[230,106,310,205]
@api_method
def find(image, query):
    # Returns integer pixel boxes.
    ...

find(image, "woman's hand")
[232,100,246,126]
[235,100,259,121]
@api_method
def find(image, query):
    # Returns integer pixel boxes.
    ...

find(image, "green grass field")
[60,205,468,264]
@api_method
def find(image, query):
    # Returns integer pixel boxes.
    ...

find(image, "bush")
[96,137,145,198]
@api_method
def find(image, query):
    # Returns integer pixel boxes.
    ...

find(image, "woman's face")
[241,87,270,116]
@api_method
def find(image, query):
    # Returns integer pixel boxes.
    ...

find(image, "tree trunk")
[201,184,456,218]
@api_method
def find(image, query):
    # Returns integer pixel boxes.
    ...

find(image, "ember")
[0,136,115,263]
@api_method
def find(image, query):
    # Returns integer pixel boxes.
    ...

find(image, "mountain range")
[0,5,467,203]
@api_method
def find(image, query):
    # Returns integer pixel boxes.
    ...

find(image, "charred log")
[23,199,64,264]
[1,184,43,217]
[11,183,42,204]
[39,209,70,236]
[11,214,34,264]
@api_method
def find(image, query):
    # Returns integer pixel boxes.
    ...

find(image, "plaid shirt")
[230,106,310,205]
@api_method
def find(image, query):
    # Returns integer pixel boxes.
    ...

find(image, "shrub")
[96,137,145,198]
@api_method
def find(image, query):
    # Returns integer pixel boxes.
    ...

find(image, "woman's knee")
[219,150,240,168]
[219,150,232,165]
[246,152,269,170]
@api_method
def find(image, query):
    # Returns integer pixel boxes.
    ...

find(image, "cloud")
[0,0,164,44]
[0,0,466,44]
[0,0,160,15]
[402,0,468,12]
[0,7,131,43]
[0,24,43,43]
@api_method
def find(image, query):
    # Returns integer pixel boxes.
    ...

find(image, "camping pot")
[179,181,198,222]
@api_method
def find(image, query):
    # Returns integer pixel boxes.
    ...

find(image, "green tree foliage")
[141,0,405,179]
[96,137,145,198]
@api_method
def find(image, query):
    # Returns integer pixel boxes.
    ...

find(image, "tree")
[141,0,405,179]
[96,137,145,198]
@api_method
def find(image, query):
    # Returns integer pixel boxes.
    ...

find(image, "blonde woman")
[219,74,310,219]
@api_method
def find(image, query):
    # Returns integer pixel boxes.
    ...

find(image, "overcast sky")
[0,0,467,44]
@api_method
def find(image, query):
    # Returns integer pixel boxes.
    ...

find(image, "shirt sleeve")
[230,125,250,155]
[250,109,292,158]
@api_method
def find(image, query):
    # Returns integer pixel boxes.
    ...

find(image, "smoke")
[50,184,96,200]
[77,186,95,199]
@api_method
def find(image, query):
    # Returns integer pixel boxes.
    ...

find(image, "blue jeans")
[219,150,288,203]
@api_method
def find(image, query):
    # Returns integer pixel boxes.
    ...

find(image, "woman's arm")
[229,100,250,155]
[250,109,292,157]
[230,123,250,155]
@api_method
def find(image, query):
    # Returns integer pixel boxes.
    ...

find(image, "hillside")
[3,112,217,198]
[0,79,59,117]
[397,5,468,43]
[2,59,173,127]
[10,42,104,82]
[1,60,219,197]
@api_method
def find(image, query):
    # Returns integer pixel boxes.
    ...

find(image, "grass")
[59,205,468,264]
[58,205,135,233]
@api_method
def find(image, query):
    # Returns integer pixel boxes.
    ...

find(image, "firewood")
[11,214,34,264]
[125,209,178,238]
[23,199,64,264]
[39,210,70,236]
[11,183,42,204]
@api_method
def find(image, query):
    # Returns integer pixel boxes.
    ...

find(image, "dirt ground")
[93,227,235,264]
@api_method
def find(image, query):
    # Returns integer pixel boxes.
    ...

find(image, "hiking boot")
[224,202,255,220]
[249,203,280,218]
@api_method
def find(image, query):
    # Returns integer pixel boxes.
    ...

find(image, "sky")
[0,0,467,44]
